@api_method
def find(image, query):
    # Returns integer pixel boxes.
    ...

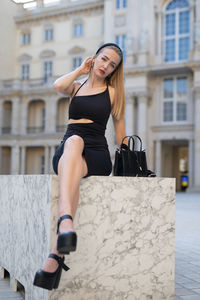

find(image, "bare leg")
[42,135,87,272]
[42,189,79,272]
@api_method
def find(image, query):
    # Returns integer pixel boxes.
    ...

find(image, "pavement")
[175,192,200,300]
[0,192,200,300]
[0,277,23,300]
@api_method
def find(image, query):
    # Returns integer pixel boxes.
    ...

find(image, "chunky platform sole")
[33,268,61,290]
[57,231,77,254]
[33,253,70,290]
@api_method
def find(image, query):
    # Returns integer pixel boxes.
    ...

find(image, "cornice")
[18,53,32,62]
[185,61,200,71]
[124,60,200,77]
[0,87,56,98]
[125,87,150,99]
[0,133,65,144]
[124,65,149,76]
[14,0,104,25]
[68,46,85,55]
[39,49,56,58]
[147,62,193,76]
[151,124,194,133]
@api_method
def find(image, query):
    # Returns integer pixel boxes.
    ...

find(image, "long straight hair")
[97,45,125,120]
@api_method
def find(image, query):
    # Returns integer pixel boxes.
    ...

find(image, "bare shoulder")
[69,81,82,99]
[108,85,115,107]
[71,81,82,95]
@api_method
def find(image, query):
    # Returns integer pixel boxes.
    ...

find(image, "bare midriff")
[68,118,94,124]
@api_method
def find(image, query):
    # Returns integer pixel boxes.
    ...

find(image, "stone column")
[11,97,20,135]
[137,94,148,149]
[20,146,26,174]
[125,94,135,136]
[44,146,49,174]
[50,146,55,173]
[193,88,200,190]
[20,100,28,135]
[45,97,57,133]
[0,99,3,134]
[11,145,20,174]
[155,140,162,177]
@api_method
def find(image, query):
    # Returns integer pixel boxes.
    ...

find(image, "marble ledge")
[0,175,176,300]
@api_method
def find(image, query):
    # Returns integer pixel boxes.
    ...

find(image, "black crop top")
[68,79,111,129]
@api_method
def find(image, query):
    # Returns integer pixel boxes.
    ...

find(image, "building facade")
[0,0,200,191]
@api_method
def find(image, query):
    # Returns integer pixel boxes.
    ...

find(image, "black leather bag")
[113,135,156,177]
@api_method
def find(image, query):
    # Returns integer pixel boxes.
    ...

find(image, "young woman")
[33,43,127,290]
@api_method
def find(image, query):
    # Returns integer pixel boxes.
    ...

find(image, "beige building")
[0,0,200,191]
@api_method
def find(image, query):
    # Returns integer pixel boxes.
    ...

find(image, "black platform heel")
[33,253,70,290]
[57,214,77,254]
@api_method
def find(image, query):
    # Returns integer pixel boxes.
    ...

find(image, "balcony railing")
[1,127,11,134]
[1,77,57,93]
[26,126,45,133]
[1,126,67,135]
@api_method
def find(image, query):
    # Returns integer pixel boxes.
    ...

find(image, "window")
[21,64,30,80]
[72,56,82,70]
[115,35,126,60]
[44,28,53,41]
[43,61,52,82]
[164,0,190,62]
[73,24,83,37]
[21,33,31,45]
[116,0,127,9]
[163,77,188,123]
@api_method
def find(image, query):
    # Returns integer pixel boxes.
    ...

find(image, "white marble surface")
[0,175,175,300]
[0,175,51,300]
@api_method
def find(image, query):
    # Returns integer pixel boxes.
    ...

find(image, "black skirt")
[52,123,112,178]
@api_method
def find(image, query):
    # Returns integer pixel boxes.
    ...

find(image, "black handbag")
[113,135,156,177]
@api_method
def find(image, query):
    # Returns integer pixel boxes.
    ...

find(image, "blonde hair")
[96,45,125,120]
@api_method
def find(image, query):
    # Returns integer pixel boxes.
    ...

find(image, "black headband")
[95,43,123,57]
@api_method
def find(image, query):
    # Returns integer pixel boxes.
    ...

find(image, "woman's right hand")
[78,56,94,75]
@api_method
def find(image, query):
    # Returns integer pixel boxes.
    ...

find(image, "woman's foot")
[57,215,77,254]
[42,241,63,273]
[58,217,74,233]
[33,253,70,290]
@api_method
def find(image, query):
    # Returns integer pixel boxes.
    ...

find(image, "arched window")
[27,100,45,133]
[164,0,190,62]
[56,98,69,132]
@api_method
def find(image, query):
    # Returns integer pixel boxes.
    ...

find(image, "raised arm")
[53,56,93,97]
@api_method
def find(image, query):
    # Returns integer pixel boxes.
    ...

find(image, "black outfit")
[52,80,112,178]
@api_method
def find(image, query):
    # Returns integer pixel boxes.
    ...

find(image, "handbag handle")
[120,135,135,151]
[131,135,143,151]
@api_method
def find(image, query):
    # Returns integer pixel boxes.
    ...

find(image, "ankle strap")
[57,214,73,234]
[48,253,70,271]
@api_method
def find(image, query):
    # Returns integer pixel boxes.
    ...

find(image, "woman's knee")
[63,135,84,153]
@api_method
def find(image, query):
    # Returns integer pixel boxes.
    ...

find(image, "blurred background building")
[0,0,199,191]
